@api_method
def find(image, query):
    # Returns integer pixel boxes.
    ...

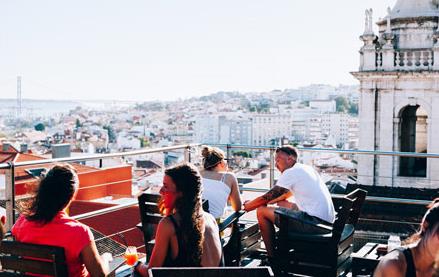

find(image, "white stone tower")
[352,0,439,188]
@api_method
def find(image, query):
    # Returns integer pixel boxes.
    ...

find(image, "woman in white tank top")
[200,146,242,219]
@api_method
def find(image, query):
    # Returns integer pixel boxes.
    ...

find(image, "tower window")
[399,105,427,177]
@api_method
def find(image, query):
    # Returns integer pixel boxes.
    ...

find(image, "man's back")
[277,163,335,223]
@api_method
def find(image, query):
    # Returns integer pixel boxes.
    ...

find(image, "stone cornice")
[376,16,438,27]
[351,70,439,80]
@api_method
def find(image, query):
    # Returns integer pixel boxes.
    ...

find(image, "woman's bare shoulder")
[223,172,237,183]
[201,211,213,221]
[202,212,219,232]
[374,250,406,277]
[201,170,220,180]
[157,217,176,235]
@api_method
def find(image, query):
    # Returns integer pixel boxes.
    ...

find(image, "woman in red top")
[12,164,109,277]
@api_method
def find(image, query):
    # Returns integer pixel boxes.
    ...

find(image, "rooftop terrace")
[0,143,437,276]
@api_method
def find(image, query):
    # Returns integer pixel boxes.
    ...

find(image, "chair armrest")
[136,222,143,230]
[274,209,333,233]
[218,211,245,233]
[1,232,13,241]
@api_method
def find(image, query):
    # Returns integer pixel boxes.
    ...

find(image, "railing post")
[5,162,15,231]
[433,43,439,70]
[163,152,168,167]
[184,145,191,163]
[269,148,275,188]
[226,144,231,161]
[99,158,103,168]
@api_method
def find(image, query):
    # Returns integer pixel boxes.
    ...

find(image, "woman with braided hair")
[134,163,222,276]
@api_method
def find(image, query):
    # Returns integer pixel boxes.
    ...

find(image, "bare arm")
[136,218,174,277]
[0,216,5,241]
[81,240,109,277]
[226,174,242,212]
[243,186,290,212]
[267,190,293,204]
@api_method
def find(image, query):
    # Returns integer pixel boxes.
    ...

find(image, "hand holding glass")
[124,246,138,266]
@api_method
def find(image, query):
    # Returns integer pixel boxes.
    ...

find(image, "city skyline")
[1,0,395,101]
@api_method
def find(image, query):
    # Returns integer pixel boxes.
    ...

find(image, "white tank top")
[202,175,231,219]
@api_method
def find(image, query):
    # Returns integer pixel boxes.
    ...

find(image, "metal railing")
[0,143,200,230]
[239,187,432,206]
[1,143,437,236]
[215,143,439,189]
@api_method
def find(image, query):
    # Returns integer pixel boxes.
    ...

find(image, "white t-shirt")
[276,163,335,223]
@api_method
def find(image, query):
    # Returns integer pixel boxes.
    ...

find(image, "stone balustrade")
[374,49,434,71]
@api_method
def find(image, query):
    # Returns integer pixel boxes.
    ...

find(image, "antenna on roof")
[16,76,22,120]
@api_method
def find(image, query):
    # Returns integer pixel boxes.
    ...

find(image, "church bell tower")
[353,0,439,188]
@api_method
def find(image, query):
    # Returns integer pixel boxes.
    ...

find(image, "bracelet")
[133,260,142,272]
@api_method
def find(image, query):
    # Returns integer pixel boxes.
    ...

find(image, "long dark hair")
[19,164,78,224]
[165,163,203,266]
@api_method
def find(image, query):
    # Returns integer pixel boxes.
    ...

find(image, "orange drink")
[124,246,138,266]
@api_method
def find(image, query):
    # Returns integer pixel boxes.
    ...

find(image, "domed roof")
[390,0,439,19]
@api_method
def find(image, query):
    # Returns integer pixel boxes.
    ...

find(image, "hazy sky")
[0,0,396,101]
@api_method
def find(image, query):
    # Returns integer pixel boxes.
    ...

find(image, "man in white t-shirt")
[244,145,335,262]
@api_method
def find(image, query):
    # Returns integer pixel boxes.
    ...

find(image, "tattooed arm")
[243,186,291,212]
[261,186,291,203]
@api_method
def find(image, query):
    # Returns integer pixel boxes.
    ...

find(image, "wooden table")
[113,256,147,277]
[351,243,387,276]
[108,256,126,277]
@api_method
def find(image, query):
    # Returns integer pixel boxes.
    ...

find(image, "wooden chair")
[137,191,259,266]
[274,188,367,277]
[344,189,368,227]
[222,219,261,266]
[137,192,162,257]
[0,240,68,276]
[137,191,213,258]
[148,266,274,277]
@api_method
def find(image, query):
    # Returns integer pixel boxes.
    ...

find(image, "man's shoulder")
[285,163,309,174]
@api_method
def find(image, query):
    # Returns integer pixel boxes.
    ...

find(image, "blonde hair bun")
[201,146,225,170]
[201,146,212,159]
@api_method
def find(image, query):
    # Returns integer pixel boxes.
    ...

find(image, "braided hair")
[165,163,204,266]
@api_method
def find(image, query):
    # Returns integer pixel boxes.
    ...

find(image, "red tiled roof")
[8,151,97,183]
[0,153,15,164]
[5,152,110,198]
[0,144,18,153]
[15,153,46,163]
[2,146,132,206]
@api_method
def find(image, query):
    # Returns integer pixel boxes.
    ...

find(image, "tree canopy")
[34,123,45,131]
[335,96,358,115]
